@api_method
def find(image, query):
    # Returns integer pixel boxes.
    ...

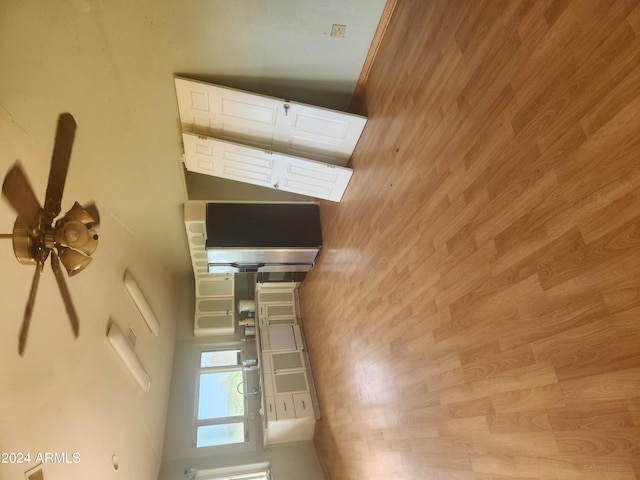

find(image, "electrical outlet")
[331,24,346,38]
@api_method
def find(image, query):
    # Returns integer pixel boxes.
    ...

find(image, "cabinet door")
[264,303,296,320]
[196,275,234,297]
[273,371,309,394]
[271,351,305,371]
[175,77,367,166]
[258,290,295,303]
[184,203,207,276]
[196,297,234,315]
[258,289,297,325]
[194,314,234,336]
[194,297,235,336]
[259,303,296,326]
[182,134,354,202]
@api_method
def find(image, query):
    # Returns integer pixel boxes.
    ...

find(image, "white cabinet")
[196,275,234,297]
[261,326,302,351]
[257,289,297,326]
[292,392,314,418]
[184,202,208,277]
[175,77,367,167]
[257,284,317,445]
[185,203,236,337]
[272,370,309,394]
[194,295,235,336]
[262,354,314,444]
[193,276,235,337]
[270,350,305,371]
[258,289,295,303]
[259,303,296,325]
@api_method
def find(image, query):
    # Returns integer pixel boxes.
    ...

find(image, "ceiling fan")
[1,113,99,356]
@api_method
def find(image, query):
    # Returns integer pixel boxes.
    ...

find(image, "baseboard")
[350,0,399,111]
[313,433,333,480]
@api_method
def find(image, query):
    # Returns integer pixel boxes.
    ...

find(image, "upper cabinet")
[184,202,236,337]
[182,134,353,202]
[184,202,208,277]
[175,77,367,166]
[175,77,367,202]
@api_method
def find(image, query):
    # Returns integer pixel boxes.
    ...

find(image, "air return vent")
[25,465,44,480]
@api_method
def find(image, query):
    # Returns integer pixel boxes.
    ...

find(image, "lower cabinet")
[258,287,317,445]
[261,351,316,445]
[264,392,315,445]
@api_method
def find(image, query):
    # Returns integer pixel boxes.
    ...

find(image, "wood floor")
[299,1,640,479]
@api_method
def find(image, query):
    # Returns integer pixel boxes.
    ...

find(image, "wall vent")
[25,465,44,480]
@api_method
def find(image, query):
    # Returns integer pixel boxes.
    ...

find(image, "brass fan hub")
[12,216,43,266]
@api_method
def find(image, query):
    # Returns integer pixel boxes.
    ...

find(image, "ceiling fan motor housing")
[11,217,39,266]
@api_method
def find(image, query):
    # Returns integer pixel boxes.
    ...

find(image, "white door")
[183,133,353,202]
[175,77,367,166]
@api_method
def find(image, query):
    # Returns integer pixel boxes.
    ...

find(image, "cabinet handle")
[283,403,287,411]
[302,400,306,409]
[269,404,273,413]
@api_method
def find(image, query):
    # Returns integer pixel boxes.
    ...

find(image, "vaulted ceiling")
[0,0,386,277]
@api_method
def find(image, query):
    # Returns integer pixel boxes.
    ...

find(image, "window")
[188,466,270,480]
[196,349,247,447]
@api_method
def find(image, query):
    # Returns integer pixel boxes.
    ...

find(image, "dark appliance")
[205,203,322,281]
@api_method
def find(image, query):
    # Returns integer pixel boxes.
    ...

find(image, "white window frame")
[188,464,270,480]
[194,348,248,448]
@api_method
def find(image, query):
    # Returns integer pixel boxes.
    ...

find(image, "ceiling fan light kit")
[1,113,100,355]
[57,246,93,276]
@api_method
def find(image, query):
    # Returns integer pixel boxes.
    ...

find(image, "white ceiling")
[0,0,386,278]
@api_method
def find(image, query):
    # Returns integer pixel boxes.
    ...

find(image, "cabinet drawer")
[293,392,314,418]
[265,396,277,422]
[275,395,296,420]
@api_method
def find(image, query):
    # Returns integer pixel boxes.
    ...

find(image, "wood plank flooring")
[299,1,640,478]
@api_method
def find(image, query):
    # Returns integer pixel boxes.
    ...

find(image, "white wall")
[0,0,387,276]
[160,276,324,480]
[158,1,387,477]
[0,112,178,480]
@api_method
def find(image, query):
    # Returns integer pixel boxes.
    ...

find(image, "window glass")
[201,350,241,368]
[196,349,247,448]
[198,371,245,420]
[196,422,245,447]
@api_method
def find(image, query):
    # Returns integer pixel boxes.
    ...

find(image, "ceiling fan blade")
[18,253,46,356]
[2,162,43,223]
[44,113,77,219]
[51,251,80,339]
